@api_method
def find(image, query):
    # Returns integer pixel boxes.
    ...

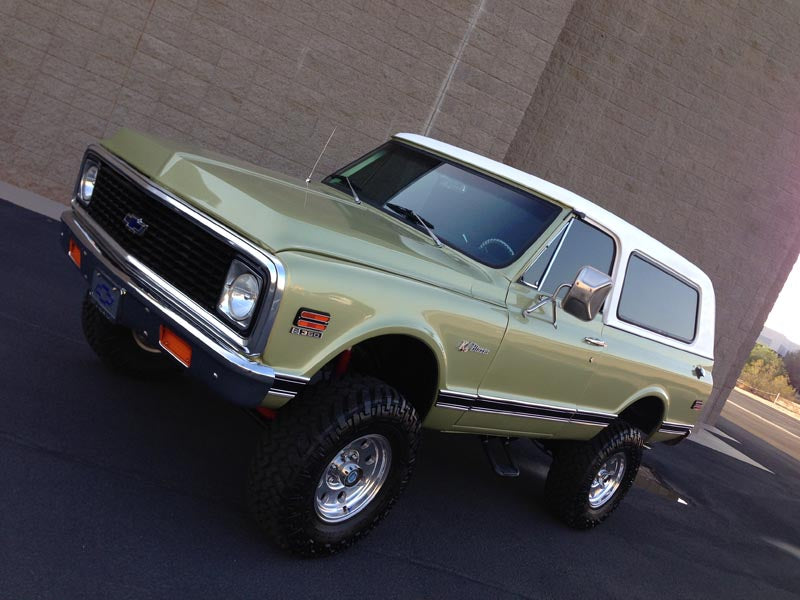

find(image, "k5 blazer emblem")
[123,213,149,236]
[458,340,490,354]
[291,308,330,339]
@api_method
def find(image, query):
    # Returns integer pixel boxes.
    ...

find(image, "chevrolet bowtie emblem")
[123,213,148,236]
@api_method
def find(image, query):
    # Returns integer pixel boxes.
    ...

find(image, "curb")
[0,180,66,220]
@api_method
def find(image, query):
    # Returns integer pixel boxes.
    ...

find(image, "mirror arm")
[550,283,572,328]
[522,283,572,329]
[523,295,552,317]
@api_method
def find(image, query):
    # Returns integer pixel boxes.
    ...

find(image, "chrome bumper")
[60,209,288,407]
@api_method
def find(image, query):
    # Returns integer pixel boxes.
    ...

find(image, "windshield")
[322,142,561,268]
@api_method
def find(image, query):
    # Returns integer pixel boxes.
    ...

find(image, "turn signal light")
[68,238,81,268]
[159,326,192,367]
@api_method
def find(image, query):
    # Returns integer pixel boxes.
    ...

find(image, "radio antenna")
[305,127,337,185]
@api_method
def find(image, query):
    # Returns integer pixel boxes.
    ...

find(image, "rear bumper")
[61,209,303,407]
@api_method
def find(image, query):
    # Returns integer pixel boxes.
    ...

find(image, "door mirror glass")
[562,266,613,321]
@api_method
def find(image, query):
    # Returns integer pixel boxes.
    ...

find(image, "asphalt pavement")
[1,199,799,599]
[722,389,800,463]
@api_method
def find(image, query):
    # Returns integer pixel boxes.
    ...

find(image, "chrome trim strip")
[478,393,573,413]
[577,409,617,419]
[538,218,574,291]
[660,421,693,429]
[267,389,297,399]
[275,373,311,384]
[63,211,275,383]
[518,219,570,289]
[658,421,694,435]
[435,401,470,411]
[476,396,571,418]
[470,406,569,423]
[569,417,611,427]
[438,389,479,400]
[78,145,287,356]
[436,390,614,427]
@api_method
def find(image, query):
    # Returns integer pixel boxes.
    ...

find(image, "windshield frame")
[322,141,561,269]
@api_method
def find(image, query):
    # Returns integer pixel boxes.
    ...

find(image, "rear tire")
[544,421,644,529]
[247,374,420,556]
[81,293,180,378]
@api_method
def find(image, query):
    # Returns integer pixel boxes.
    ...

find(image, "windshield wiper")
[386,203,442,247]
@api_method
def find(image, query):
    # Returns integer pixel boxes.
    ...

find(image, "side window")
[617,254,698,342]
[524,219,615,297]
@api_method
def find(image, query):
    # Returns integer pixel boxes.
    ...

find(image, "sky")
[765,254,800,345]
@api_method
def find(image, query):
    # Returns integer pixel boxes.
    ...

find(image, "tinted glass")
[337,145,441,204]
[529,220,615,296]
[323,143,561,267]
[618,254,698,342]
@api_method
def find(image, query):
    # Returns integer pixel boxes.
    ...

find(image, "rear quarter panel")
[580,324,713,439]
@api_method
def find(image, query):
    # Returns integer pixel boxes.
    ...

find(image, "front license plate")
[90,270,122,320]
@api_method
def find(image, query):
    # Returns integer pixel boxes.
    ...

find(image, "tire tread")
[247,374,420,556]
[545,421,644,529]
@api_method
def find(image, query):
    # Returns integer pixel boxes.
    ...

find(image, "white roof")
[394,133,716,360]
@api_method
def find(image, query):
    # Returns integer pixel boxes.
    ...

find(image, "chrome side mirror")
[522,266,612,328]
[561,266,613,322]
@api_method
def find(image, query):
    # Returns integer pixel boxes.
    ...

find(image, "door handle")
[584,337,608,348]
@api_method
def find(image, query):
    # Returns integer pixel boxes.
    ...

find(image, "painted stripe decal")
[436,391,616,427]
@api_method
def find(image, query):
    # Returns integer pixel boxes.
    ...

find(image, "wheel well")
[347,335,439,420]
[619,396,664,436]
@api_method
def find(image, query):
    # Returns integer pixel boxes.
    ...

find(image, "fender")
[260,251,509,403]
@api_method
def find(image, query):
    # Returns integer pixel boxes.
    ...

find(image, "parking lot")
[1,199,799,599]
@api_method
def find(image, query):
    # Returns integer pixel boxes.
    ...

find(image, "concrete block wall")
[505,0,800,422]
[0,0,571,202]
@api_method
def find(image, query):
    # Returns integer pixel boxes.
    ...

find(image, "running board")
[482,436,520,477]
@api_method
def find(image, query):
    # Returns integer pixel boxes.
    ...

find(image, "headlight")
[218,260,262,328]
[79,161,99,205]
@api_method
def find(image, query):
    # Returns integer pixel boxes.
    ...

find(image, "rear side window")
[618,254,698,342]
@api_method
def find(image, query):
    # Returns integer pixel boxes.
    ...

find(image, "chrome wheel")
[589,452,627,508]
[315,434,392,523]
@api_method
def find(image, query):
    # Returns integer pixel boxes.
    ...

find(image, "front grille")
[84,158,238,314]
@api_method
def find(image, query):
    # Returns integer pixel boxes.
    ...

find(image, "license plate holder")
[90,270,122,321]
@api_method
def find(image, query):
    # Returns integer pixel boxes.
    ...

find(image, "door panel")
[454,282,606,436]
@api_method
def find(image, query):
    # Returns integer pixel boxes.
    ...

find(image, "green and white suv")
[60,129,715,555]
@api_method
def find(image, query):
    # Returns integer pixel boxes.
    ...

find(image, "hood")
[101,129,506,303]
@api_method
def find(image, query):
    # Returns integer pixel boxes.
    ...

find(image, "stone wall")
[505,0,800,421]
[0,0,572,200]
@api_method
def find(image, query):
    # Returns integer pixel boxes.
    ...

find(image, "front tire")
[247,375,420,556]
[544,421,644,529]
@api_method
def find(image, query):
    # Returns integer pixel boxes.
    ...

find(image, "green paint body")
[102,129,713,441]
